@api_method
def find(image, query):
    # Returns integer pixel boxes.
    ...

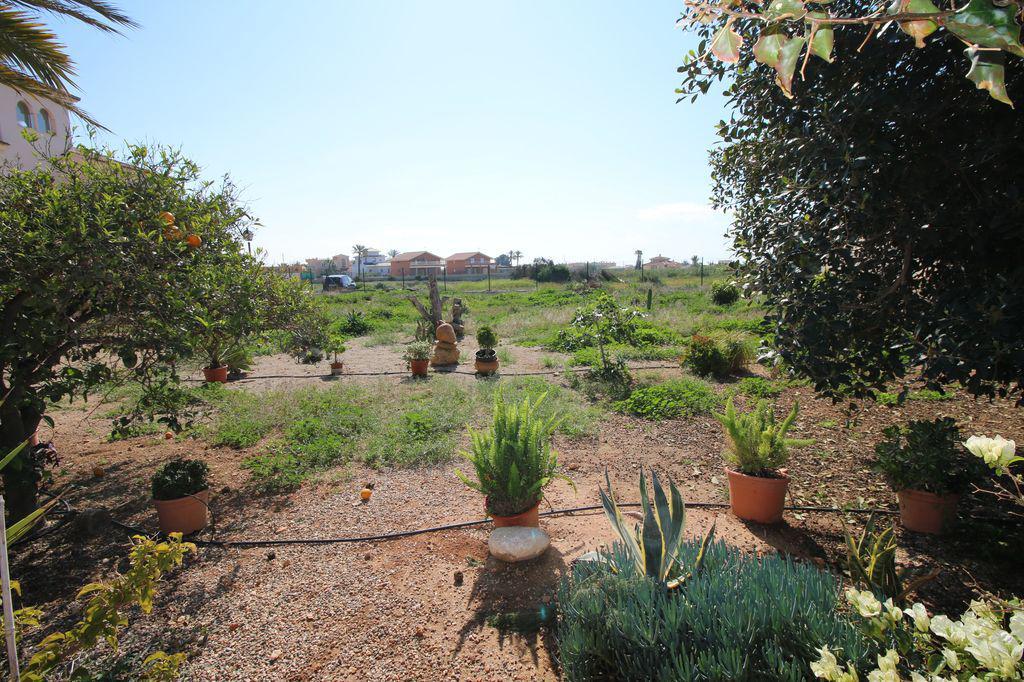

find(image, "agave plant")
[456,392,575,517]
[843,514,937,604]
[0,439,56,544]
[599,468,714,587]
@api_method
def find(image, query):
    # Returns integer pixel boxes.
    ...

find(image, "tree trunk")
[0,389,40,521]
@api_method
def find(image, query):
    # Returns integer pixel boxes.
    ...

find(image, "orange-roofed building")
[445,252,492,275]
[390,251,444,277]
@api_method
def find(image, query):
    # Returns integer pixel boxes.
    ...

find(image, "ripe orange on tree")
[158,211,175,226]
[186,234,202,248]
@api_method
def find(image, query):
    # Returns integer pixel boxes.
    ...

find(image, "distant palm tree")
[509,250,523,266]
[0,1,137,129]
[352,244,368,276]
[387,249,399,259]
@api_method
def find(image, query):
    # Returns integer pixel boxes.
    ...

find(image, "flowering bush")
[813,589,1024,681]
[964,434,1022,507]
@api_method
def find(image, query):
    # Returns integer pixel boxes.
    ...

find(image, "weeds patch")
[614,379,720,420]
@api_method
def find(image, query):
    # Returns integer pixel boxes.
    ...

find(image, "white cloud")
[635,202,721,222]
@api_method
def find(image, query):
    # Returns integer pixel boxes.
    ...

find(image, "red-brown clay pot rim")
[896,488,961,501]
[725,467,790,482]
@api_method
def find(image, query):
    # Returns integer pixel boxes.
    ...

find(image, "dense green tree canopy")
[679,5,1024,403]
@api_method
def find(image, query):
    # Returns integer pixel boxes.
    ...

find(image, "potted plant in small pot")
[714,398,812,524]
[326,334,347,376]
[403,340,432,378]
[475,326,499,375]
[457,392,575,526]
[873,418,983,534]
[152,458,211,535]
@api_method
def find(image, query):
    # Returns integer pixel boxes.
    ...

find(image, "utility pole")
[487,262,491,292]
[443,264,447,292]
[700,258,704,287]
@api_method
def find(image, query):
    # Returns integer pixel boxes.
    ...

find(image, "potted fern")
[714,398,812,524]
[475,325,499,375]
[457,392,574,526]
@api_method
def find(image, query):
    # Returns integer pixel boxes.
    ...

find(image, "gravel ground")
[10,346,1024,681]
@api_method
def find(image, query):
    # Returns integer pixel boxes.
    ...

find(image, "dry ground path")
[12,344,1024,681]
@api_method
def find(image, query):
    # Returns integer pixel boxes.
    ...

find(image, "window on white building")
[37,108,51,133]
[16,102,33,128]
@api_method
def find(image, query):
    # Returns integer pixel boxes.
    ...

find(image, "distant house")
[446,252,492,275]
[644,255,683,270]
[364,261,391,277]
[331,253,351,272]
[306,258,330,277]
[353,248,385,276]
[390,251,444,277]
[0,85,73,170]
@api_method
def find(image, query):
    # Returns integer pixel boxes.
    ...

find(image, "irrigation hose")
[106,501,901,549]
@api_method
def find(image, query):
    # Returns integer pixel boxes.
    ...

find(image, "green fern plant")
[842,515,937,604]
[456,392,574,517]
[713,398,813,475]
[599,468,715,587]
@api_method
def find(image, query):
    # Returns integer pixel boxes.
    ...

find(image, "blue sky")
[58,1,731,265]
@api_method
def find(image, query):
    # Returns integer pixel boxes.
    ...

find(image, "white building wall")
[0,86,73,170]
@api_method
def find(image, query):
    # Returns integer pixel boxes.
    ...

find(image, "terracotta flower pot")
[410,358,429,377]
[475,357,499,375]
[726,468,789,524]
[490,503,540,528]
[896,489,960,534]
[330,361,344,376]
[203,365,228,383]
[153,489,210,535]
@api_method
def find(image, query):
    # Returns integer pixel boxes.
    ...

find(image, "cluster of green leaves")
[683,0,1024,406]
[456,392,573,517]
[714,398,812,474]
[332,310,373,337]
[151,458,210,501]
[363,385,472,467]
[875,389,955,406]
[683,0,1024,105]
[557,539,871,680]
[683,334,754,378]
[475,325,498,350]
[872,418,985,494]
[551,291,674,354]
[614,378,721,420]
[710,281,741,305]
[18,534,194,682]
[734,376,786,399]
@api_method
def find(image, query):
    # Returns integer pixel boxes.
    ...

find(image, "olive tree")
[679,1,1024,404]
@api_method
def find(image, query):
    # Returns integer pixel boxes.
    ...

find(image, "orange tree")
[0,144,322,517]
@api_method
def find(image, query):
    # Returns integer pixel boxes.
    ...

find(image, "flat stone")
[488,527,550,563]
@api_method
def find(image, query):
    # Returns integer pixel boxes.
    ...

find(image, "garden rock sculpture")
[430,322,460,366]
[451,298,465,338]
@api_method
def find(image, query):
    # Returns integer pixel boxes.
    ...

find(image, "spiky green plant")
[842,515,937,604]
[599,468,715,587]
[713,398,813,475]
[456,392,574,517]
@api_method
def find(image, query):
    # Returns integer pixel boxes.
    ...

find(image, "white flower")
[847,588,883,618]
[905,603,931,632]
[867,650,900,682]
[963,435,1017,471]
[966,629,1023,677]
[931,615,969,648]
[811,646,860,682]
[1009,610,1024,644]
[941,647,961,672]
[883,598,903,624]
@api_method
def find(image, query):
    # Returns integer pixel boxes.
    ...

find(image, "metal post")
[700,258,704,286]
[487,263,491,292]
[443,265,447,292]
[1,496,21,681]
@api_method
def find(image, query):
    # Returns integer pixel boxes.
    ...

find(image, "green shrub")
[557,540,871,681]
[456,392,574,517]
[476,325,498,350]
[683,334,729,377]
[710,281,741,305]
[872,418,984,495]
[614,378,719,420]
[714,398,812,475]
[567,356,634,402]
[151,458,209,500]
[402,340,432,362]
[736,376,784,399]
[334,310,373,336]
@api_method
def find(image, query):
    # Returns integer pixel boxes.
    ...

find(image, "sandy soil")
[11,344,1024,681]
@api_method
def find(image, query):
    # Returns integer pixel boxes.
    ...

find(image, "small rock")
[364,552,372,560]
[453,570,464,586]
[488,527,550,563]
[220,485,232,494]
[414,626,426,638]
[266,550,276,561]
[269,649,282,662]
[575,550,603,564]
